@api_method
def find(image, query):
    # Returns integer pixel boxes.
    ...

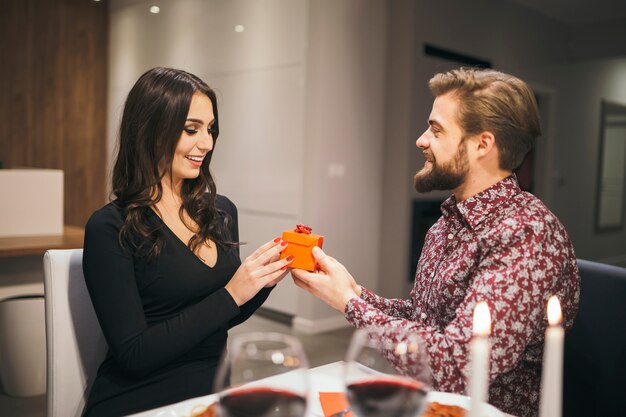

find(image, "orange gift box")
[280,224,324,271]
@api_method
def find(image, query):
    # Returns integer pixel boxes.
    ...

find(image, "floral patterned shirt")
[345,175,580,417]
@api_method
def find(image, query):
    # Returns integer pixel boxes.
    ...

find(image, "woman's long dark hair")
[112,67,233,260]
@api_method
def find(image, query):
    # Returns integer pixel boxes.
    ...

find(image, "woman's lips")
[185,155,204,167]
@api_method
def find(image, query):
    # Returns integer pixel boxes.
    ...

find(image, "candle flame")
[394,342,408,356]
[472,301,491,336]
[547,295,562,325]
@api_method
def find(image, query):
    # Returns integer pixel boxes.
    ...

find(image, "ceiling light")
[150,6,160,14]
[234,25,245,33]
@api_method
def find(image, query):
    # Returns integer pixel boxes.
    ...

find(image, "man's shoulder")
[496,191,569,238]
[515,192,560,223]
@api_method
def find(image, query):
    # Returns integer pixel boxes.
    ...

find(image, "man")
[292,67,580,417]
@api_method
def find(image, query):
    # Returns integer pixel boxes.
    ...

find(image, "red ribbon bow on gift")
[294,224,312,234]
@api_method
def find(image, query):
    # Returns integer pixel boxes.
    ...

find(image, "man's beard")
[413,142,469,193]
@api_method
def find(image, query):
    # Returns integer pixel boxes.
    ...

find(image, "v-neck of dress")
[148,208,219,269]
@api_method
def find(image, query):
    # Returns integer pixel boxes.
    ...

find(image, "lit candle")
[539,296,564,417]
[468,301,491,417]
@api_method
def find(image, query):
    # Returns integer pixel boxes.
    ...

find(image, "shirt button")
[447,233,454,240]
[420,312,427,319]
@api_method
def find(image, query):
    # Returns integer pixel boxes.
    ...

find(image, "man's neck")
[452,169,512,202]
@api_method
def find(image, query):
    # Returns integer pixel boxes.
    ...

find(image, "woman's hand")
[291,247,361,312]
[225,238,292,306]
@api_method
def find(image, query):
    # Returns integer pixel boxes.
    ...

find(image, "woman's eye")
[184,127,198,135]
[208,126,218,135]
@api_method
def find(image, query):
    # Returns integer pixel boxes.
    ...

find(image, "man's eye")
[184,128,198,135]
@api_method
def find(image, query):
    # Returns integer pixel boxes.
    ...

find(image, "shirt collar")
[440,174,521,229]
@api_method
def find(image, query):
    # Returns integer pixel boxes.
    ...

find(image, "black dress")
[82,195,272,417]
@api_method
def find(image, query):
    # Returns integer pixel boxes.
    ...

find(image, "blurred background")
[1,0,626,339]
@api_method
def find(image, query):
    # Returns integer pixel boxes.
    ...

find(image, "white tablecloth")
[128,361,514,417]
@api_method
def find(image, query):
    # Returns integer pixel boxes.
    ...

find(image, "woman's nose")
[198,132,214,151]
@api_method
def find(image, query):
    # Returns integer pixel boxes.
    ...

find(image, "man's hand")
[291,247,361,312]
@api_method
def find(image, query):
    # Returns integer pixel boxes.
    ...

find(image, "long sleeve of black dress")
[82,195,272,416]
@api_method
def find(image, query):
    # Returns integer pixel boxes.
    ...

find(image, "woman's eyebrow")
[185,117,215,125]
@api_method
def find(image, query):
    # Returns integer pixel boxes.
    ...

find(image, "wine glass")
[344,326,431,417]
[214,332,309,417]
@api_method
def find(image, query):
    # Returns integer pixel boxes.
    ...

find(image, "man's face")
[414,92,470,193]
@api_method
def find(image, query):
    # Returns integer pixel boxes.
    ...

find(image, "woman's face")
[170,92,216,185]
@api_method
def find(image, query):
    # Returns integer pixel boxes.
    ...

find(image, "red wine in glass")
[346,378,427,417]
[219,387,306,417]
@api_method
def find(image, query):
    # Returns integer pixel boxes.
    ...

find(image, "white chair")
[43,249,108,417]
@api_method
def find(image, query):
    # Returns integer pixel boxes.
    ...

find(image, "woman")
[82,67,292,417]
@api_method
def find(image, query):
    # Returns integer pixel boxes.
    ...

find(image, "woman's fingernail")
[281,241,288,247]
[286,255,294,262]
[281,266,288,271]
[312,246,322,255]
[273,237,281,243]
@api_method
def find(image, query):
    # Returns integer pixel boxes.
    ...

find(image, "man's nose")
[416,131,429,149]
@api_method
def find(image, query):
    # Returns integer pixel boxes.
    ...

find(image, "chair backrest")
[43,249,108,417]
[563,259,626,417]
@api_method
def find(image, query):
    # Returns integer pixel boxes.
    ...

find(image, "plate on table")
[128,390,506,417]
[427,391,505,417]
[126,394,219,417]
[313,389,505,417]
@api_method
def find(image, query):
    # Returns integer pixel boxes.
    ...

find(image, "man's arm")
[358,287,415,320]
[345,220,577,393]
[291,247,414,320]
[294,220,578,393]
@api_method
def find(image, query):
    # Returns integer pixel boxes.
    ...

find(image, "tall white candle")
[539,296,564,417]
[468,301,491,417]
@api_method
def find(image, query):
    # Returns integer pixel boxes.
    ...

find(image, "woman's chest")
[164,215,218,267]
[134,238,240,315]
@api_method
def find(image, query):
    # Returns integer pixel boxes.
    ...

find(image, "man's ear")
[475,131,496,157]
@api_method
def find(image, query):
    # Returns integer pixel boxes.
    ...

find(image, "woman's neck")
[160,176,183,206]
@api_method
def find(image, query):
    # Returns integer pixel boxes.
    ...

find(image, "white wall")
[409,0,570,204]
[108,0,626,331]
[525,58,626,266]
[296,0,388,328]
[379,0,579,297]
[109,0,389,332]
[109,0,309,319]
[376,0,418,299]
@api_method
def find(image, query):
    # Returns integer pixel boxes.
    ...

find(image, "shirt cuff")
[216,287,241,315]
[345,296,394,329]
[359,286,378,304]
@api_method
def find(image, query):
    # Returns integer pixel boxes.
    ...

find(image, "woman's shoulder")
[214,194,237,215]
[85,201,125,231]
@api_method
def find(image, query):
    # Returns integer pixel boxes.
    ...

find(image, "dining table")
[127,360,514,417]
